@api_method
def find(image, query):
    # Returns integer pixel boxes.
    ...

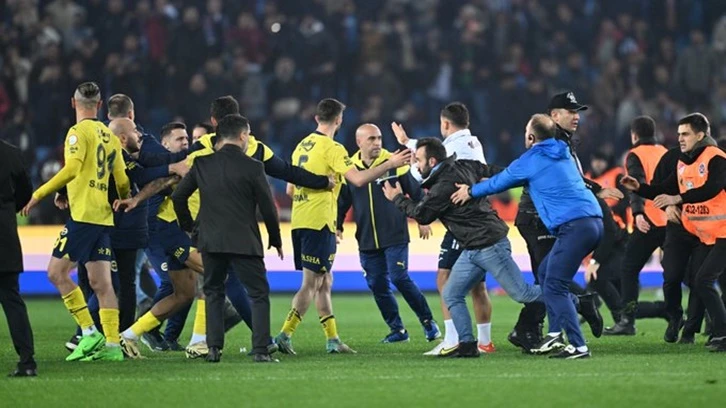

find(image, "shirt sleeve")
[471,156,529,198]
[63,128,87,165]
[171,165,199,233]
[263,152,329,189]
[625,152,647,215]
[327,144,356,175]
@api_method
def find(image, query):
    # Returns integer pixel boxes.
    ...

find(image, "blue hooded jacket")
[471,138,602,232]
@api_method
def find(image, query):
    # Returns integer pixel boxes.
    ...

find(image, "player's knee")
[47,268,66,286]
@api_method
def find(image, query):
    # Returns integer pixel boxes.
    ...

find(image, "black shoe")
[9,367,37,377]
[678,332,695,344]
[438,341,480,358]
[507,329,540,354]
[603,319,636,336]
[530,333,566,355]
[577,294,603,338]
[166,339,184,352]
[549,345,591,359]
[65,335,81,353]
[664,315,684,343]
[254,354,280,363]
[708,337,726,352]
[247,343,279,356]
[141,331,169,352]
[206,347,222,363]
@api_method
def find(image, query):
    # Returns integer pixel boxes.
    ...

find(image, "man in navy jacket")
[452,114,603,359]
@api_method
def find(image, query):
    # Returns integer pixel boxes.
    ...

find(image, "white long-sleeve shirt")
[406,129,486,182]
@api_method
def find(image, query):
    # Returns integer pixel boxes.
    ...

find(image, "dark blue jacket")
[110,130,187,247]
[337,150,423,252]
[471,138,602,232]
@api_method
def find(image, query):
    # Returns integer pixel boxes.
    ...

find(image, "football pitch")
[1,293,724,407]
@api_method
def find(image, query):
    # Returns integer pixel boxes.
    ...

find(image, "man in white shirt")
[392,102,495,355]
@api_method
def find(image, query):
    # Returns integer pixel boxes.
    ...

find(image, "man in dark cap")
[509,91,623,353]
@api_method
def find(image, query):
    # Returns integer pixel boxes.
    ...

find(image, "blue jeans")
[539,217,603,348]
[360,244,433,332]
[443,238,542,343]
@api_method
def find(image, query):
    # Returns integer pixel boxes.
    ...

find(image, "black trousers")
[683,240,726,337]
[514,222,553,331]
[620,226,666,319]
[114,249,139,331]
[587,243,626,322]
[661,223,701,321]
[201,252,270,354]
[0,273,35,370]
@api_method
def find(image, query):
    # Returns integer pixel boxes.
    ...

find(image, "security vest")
[627,144,668,227]
[678,146,726,245]
[586,167,628,229]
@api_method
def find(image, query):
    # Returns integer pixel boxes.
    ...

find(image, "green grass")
[1,293,724,407]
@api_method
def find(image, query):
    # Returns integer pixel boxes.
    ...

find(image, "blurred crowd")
[3,0,726,223]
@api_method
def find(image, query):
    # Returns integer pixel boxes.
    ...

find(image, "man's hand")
[418,224,432,240]
[620,176,640,191]
[382,180,403,201]
[391,122,410,146]
[635,214,651,233]
[326,174,337,190]
[270,244,284,260]
[54,193,69,210]
[20,196,39,217]
[451,183,472,205]
[387,149,412,169]
[585,261,600,283]
[665,205,682,224]
[653,194,682,209]
[113,197,139,213]
[169,161,190,177]
[597,188,624,201]
[335,229,343,244]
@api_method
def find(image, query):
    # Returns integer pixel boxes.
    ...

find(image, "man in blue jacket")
[337,124,439,343]
[451,114,604,359]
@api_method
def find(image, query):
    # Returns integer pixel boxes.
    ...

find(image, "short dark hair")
[216,114,250,140]
[416,137,447,164]
[315,98,346,123]
[440,102,469,128]
[678,113,711,138]
[160,122,186,140]
[210,96,240,121]
[194,122,214,134]
[74,82,101,108]
[630,116,656,141]
[530,113,556,141]
[107,94,134,118]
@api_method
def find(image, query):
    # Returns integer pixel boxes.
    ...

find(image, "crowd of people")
[4,0,726,219]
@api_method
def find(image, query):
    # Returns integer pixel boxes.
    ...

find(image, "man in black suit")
[0,139,36,376]
[172,114,282,363]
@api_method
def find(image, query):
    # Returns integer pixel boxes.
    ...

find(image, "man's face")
[357,132,382,160]
[678,124,703,153]
[551,108,580,133]
[192,126,208,142]
[590,158,607,177]
[414,147,435,179]
[124,125,142,153]
[163,128,189,152]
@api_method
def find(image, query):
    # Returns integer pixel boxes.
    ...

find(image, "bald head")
[525,114,557,149]
[355,123,383,161]
[109,118,141,153]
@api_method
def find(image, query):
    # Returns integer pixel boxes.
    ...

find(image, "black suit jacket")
[0,141,32,273]
[172,144,282,257]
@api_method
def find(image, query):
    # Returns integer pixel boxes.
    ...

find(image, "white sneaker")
[423,342,448,356]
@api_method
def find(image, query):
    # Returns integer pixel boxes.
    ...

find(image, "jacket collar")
[443,129,472,146]
[352,149,391,169]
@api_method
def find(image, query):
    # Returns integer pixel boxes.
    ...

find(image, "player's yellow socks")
[99,308,120,345]
[320,315,338,340]
[61,286,95,330]
[193,299,206,336]
[127,312,161,339]
[281,308,302,337]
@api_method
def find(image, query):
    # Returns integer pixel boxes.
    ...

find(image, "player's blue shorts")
[292,228,336,273]
[52,220,113,265]
[438,230,464,270]
[147,220,192,272]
